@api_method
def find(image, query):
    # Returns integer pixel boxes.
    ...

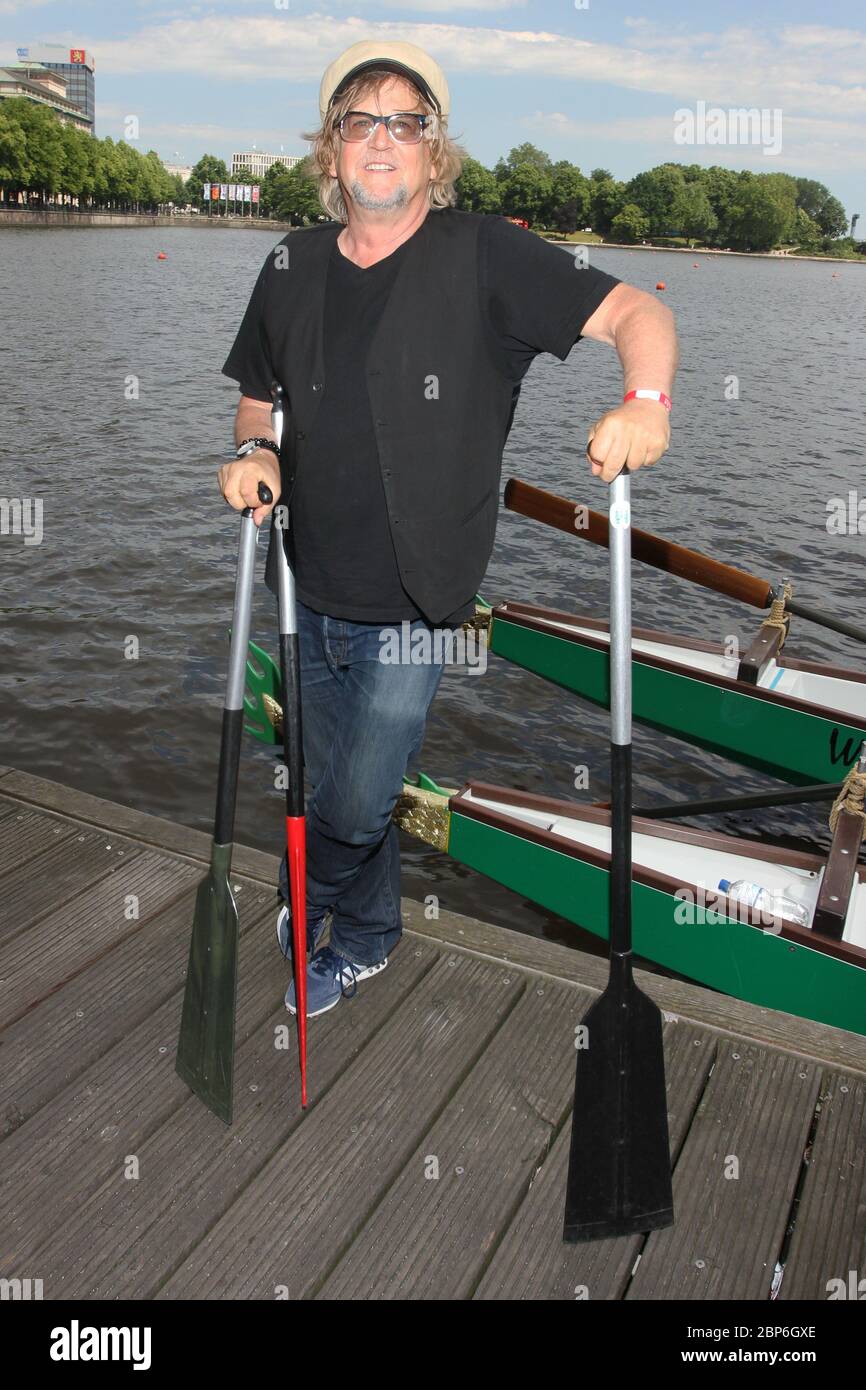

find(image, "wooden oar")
[175,481,267,1124]
[505,478,866,645]
[270,383,308,1107]
[563,468,674,1242]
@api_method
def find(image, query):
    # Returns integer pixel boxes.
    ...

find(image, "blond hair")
[301,67,467,223]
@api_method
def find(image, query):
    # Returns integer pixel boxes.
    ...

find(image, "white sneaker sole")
[285,958,388,1017]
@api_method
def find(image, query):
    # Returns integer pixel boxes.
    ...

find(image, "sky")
[2,0,864,219]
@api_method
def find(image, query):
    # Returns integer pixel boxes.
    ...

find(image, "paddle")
[563,467,674,1242]
[505,478,866,646]
[175,478,270,1125]
[270,382,308,1107]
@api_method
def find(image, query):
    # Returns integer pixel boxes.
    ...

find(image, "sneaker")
[276,903,328,962]
[285,944,388,1017]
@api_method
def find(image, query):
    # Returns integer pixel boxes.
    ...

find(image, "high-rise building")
[13,44,95,129]
[0,61,91,132]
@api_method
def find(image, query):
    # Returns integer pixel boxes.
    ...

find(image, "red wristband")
[624,389,672,411]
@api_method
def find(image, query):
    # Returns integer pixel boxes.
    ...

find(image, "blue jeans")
[278,599,458,967]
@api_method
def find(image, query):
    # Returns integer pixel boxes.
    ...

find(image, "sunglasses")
[335,111,432,145]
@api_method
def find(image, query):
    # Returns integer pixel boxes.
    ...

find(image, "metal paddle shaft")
[563,469,674,1242]
[176,495,262,1125]
[270,381,308,1107]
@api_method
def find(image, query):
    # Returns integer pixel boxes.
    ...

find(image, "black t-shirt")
[222,217,619,625]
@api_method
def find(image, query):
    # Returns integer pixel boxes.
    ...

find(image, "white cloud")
[0,0,52,15]
[521,109,866,174]
[75,16,866,119]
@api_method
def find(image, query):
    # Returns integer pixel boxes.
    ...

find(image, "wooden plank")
[157,954,524,1299]
[30,944,438,1299]
[0,768,277,883]
[0,874,273,1138]
[0,808,80,876]
[319,980,589,1299]
[473,1020,713,1300]
[778,1072,866,1299]
[626,1041,820,1299]
[0,849,201,1029]
[0,897,280,1275]
[402,899,866,1076]
[0,827,141,946]
[5,770,865,1072]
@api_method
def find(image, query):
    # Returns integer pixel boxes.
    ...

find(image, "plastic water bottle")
[718,879,809,927]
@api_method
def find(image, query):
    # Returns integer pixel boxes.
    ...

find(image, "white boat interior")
[517,613,866,722]
[460,787,866,952]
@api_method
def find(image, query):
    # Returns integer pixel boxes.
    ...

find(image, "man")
[219,40,677,1018]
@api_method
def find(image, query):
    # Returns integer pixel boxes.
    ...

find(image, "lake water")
[2,225,864,950]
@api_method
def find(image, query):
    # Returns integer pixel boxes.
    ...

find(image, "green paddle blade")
[239,635,282,745]
[175,843,239,1125]
[402,770,456,797]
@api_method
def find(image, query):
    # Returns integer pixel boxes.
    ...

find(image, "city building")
[231,151,303,179]
[11,45,95,128]
[0,60,92,133]
[162,162,194,183]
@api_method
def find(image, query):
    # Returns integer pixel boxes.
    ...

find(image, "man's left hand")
[585,398,671,483]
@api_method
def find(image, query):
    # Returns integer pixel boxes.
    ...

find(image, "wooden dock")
[1,765,864,1301]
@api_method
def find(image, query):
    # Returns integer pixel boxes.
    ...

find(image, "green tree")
[610,203,650,242]
[726,173,796,251]
[545,160,590,233]
[795,178,848,238]
[792,207,822,250]
[454,156,501,213]
[588,176,625,234]
[4,98,64,203]
[498,162,553,226]
[260,162,292,217]
[271,159,320,224]
[494,143,552,179]
[696,167,739,245]
[623,164,686,236]
[670,182,717,244]
[187,154,229,205]
[0,103,31,198]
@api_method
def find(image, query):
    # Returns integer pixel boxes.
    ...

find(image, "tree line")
[0,98,860,256]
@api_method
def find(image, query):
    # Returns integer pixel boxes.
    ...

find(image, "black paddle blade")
[563,972,673,1242]
[175,845,239,1125]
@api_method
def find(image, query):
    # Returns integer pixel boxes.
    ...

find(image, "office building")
[231,151,303,179]
[13,44,95,128]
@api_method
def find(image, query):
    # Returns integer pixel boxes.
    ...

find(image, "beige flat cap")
[319,40,450,121]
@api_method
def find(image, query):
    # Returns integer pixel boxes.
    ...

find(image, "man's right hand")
[218,450,282,527]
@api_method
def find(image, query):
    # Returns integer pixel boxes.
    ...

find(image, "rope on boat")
[829,764,866,841]
[763,580,793,649]
[392,784,454,852]
[264,693,283,737]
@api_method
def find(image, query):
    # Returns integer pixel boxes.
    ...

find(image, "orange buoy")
[157,251,168,260]
[656,281,666,290]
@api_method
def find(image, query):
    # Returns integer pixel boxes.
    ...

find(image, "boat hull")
[489,603,866,786]
[439,785,866,1038]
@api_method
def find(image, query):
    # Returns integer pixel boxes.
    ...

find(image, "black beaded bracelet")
[237,437,280,461]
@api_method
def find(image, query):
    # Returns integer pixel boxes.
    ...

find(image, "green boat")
[486,599,866,786]
[393,772,866,1038]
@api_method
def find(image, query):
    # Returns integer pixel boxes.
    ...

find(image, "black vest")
[263,208,519,625]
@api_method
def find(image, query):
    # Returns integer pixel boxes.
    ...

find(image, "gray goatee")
[348,177,410,211]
